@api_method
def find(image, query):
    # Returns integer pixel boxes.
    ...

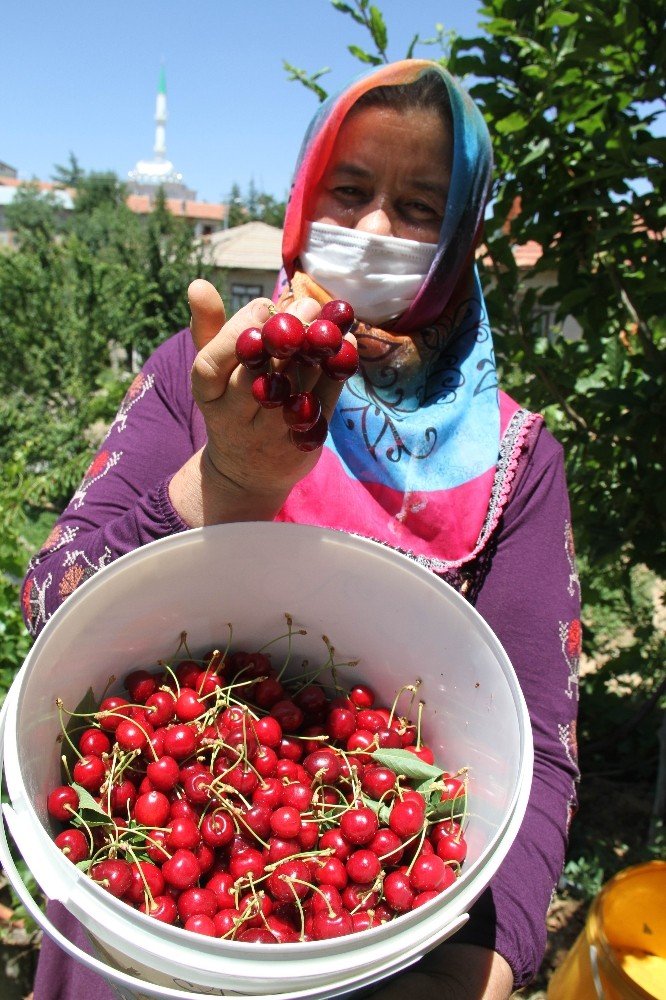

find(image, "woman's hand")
[169,279,350,527]
[368,944,514,1000]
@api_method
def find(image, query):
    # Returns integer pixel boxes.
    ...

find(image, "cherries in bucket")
[48,619,469,943]
[235,300,359,452]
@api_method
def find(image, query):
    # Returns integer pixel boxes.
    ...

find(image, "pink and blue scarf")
[276,60,524,568]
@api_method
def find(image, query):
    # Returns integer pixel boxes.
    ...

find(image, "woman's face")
[311,104,452,244]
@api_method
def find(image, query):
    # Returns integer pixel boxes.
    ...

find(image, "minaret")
[128,67,195,200]
[154,65,167,162]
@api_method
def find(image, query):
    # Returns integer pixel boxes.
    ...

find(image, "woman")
[24,60,580,999]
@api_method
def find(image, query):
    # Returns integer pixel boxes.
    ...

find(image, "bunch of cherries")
[48,628,468,942]
[235,300,359,452]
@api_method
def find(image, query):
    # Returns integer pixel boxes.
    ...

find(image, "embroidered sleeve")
[450,427,581,989]
[21,332,197,638]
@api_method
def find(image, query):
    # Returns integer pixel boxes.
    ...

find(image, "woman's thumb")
[188,279,226,351]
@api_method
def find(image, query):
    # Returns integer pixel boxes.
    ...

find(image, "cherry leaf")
[69,782,114,827]
[370,748,443,784]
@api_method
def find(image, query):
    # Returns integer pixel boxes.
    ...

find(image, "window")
[230,284,263,313]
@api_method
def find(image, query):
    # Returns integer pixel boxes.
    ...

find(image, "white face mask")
[300,222,437,325]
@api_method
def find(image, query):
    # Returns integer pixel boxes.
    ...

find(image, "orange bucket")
[547,861,666,999]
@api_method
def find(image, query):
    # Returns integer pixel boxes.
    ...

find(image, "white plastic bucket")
[1,523,533,999]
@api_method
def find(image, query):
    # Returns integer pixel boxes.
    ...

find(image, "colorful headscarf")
[276,60,526,570]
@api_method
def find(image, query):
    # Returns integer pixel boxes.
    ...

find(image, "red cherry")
[146,754,180,791]
[283,391,322,432]
[72,754,106,794]
[342,883,379,912]
[266,859,311,902]
[320,340,359,381]
[436,832,468,865]
[369,828,404,866]
[125,669,158,703]
[126,861,165,904]
[177,886,219,922]
[319,299,355,335]
[134,790,170,828]
[54,828,89,863]
[349,685,374,709]
[319,828,351,862]
[236,327,270,371]
[312,909,353,940]
[409,854,449,892]
[91,859,132,898]
[266,837,301,865]
[315,857,348,891]
[269,806,301,840]
[145,690,176,726]
[228,848,265,882]
[185,913,217,935]
[167,816,201,851]
[140,893,178,923]
[243,804,272,841]
[389,798,426,839]
[339,806,378,846]
[405,744,436,765]
[327,707,357,742]
[280,782,312,812]
[162,849,201,891]
[261,312,306,359]
[253,716,282,749]
[78,728,112,757]
[290,413,329,452]
[47,785,80,822]
[383,870,415,913]
[97,696,130,732]
[174,689,205,722]
[346,849,381,885]
[270,700,304,733]
[251,371,291,408]
[304,750,342,784]
[109,778,137,815]
[303,318,343,360]
[115,718,149,752]
[361,766,397,799]
[162,724,197,760]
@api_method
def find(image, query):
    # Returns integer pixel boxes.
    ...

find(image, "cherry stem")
[157,658,181,697]
[56,699,84,762]
[387,683,419,729]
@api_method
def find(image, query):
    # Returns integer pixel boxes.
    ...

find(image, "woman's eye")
[333,186,366,201]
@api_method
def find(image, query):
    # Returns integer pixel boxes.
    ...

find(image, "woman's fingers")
[191,297,272,405]
[188,279,226,351]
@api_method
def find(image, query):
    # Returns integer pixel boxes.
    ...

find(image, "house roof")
[125,193,225,222]
[202,221,283,271]
[0,176,225,224]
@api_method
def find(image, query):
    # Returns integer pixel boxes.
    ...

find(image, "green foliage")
[0,164,222,702]
[0,461,33,704]
[225,180,287,228]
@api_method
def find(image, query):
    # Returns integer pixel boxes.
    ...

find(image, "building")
[201,221,283,311]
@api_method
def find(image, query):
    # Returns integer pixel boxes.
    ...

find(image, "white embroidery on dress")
[564,520,581,600]
[559,619,581,700]
[558,721,578,770]
[71,451,123,510]
[110,372,156,434]
[24,572,53,636]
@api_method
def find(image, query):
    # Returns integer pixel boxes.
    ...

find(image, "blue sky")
[2,0,484,203]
